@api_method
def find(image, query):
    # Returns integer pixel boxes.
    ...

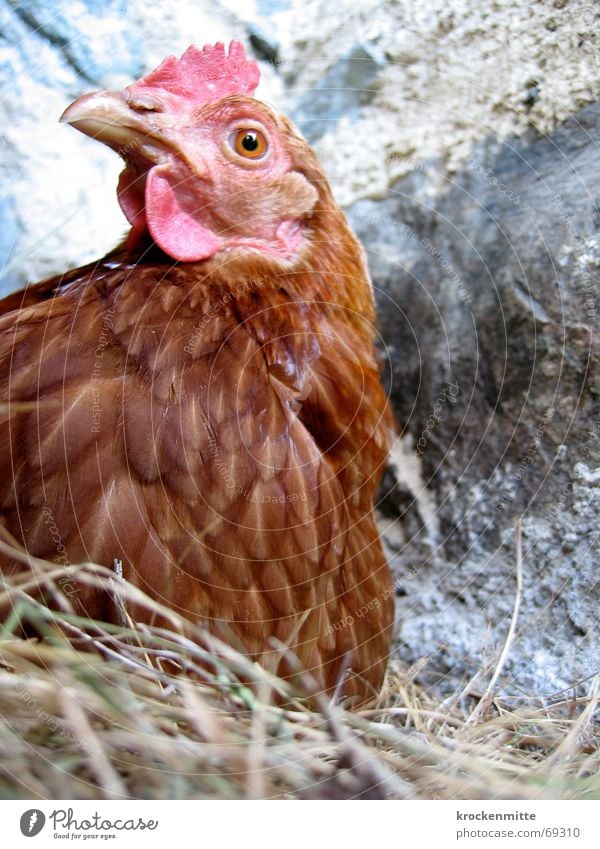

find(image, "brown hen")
[0,42,393,706]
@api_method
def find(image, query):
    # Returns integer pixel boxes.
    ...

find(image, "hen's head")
[61,42,322,264]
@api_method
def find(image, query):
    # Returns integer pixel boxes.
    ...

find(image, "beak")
[60,91,166,163]
[61,91,136,143]
[61,90,208,179]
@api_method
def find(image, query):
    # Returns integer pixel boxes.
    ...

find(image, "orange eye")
[233,129,268,159]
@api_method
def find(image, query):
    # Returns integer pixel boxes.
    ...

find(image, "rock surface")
[0,0,598,699]
[349,102,600,697]
[291,43,385,142]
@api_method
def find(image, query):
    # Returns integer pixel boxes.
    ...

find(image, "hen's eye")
[233,129,268,159]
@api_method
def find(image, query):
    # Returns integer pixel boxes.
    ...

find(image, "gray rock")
[248,23,280,66]
[349,101,600,699]
[255,0,290,13]
[291,43,386,142]
[5,0,143,84]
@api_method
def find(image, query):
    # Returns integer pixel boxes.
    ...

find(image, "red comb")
[127,41,260,109]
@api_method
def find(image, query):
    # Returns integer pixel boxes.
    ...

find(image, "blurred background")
[0,0,598,701]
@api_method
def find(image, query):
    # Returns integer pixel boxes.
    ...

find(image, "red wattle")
[145,166,221,262]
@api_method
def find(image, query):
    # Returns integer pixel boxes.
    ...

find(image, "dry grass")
[0,556,598,801]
